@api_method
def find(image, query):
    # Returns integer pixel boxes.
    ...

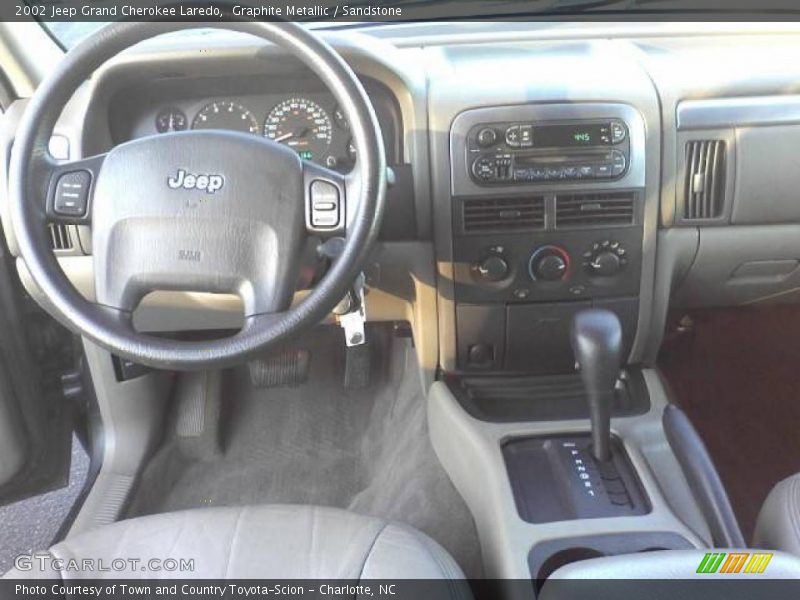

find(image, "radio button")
[611,121,627,144]
[611,151,627,176]
[563,166,578,179]
[476,127,498,148]
[530,168,547,181]
[519,125,533,147]
[505,125,521,147]
[472,157,496,181]
[596,164,613,178]
[545,167,562,179]
[578,165,595,178]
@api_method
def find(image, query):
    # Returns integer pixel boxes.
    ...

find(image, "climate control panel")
[454,229,641,305]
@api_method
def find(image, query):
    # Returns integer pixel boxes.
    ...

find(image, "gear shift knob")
[570,309,622,462]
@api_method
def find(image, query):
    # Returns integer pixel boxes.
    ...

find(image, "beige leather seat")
[754,473,800,555]
[4,504,470,589]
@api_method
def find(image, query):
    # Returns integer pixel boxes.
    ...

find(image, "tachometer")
[192,101,260,134]
[264,98,332,161]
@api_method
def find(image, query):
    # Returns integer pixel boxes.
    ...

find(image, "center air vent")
[683,140,726,220]
[555,193,636,228]
[462,196,545,233]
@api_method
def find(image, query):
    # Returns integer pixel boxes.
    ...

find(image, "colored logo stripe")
[720,553,749,573]
[697,553,726,573]
[696,552,773,574]
[744,553,773,574]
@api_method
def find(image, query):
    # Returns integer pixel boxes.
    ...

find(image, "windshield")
[45,22,107,49]
[38,0,800,49]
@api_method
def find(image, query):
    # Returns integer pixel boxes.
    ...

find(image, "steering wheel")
[9,22,386,370]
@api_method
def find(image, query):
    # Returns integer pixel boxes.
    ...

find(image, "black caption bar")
[4,579,800,599]
[5,0,800,22]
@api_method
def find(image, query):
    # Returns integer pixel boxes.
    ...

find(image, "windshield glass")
[38,1,800,49]
[45,22,108,49]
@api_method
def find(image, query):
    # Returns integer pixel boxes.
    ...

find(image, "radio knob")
[529,246,570,282]
[476,127,498,148]
[588,250,621,277]
[476,255,509,282]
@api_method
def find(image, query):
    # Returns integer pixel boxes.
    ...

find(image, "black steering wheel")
[9,22,386,370]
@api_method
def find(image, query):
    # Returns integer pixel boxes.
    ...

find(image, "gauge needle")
[274,132,294,142]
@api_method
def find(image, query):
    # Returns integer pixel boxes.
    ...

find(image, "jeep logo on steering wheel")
[167,169,225,194]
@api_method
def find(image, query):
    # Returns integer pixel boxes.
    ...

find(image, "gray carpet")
[0,434,89,572]
[128,326,483,577]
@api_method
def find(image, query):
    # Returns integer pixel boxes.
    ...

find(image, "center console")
[449,103,645,374]
[428,99,710,594]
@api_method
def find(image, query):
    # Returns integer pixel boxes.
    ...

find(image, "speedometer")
[264,98,332,161]
[192,101,260,134]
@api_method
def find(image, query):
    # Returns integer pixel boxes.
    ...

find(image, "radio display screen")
[535,123,610,147]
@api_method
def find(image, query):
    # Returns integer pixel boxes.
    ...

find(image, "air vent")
[462,196,545,233]
[555,193,636,227]
[48,224,74,251]
[683,140,726,220]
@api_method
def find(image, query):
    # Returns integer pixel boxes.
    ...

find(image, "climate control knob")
[475,255,509,282]
[529,245,570,282]
[588,251,621,277]
[583,240,628,277]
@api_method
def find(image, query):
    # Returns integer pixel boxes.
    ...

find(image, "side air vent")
[462,196,545,233]
[48,224,74,251]
[683,140,726,220]
[555,192,636,228]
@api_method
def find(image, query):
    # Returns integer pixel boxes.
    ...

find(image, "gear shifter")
[570,309,622,462]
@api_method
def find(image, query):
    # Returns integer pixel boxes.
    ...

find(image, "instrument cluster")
[141,94,356,171]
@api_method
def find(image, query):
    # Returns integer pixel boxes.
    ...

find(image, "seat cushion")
[4,504,468,583]
[754,473,800,555]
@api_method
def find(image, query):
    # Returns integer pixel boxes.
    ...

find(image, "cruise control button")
[310,180,340,228]
[53,170,91,216]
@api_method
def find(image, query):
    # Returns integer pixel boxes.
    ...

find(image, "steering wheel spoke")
[45,154,106,225]
[303,161,347,237]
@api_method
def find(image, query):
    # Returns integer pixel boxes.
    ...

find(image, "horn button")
[91,131,306,316]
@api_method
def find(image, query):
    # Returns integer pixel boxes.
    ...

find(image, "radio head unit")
[467,119,630,185]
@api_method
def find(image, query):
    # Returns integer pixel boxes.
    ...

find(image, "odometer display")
[192,101,260,135]
[264,98,332,161]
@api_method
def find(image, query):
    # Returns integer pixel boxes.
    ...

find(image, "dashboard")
[6,23,800,381]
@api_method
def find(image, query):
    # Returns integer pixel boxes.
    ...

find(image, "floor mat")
[659,306,800,542]
[0,434,89,572]
[128,326,483,577]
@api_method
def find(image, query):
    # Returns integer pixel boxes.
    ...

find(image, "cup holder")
[529,533,696,594]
